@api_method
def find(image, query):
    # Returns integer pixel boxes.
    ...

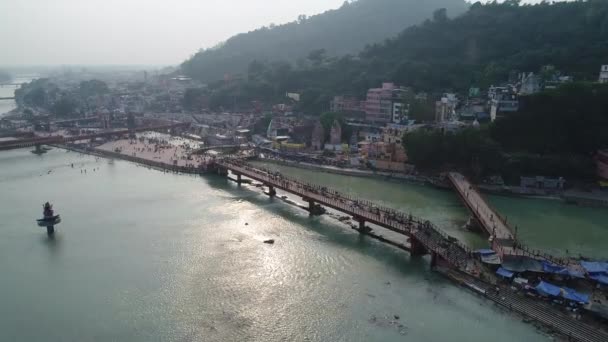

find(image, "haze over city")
[1,0,607,341]
[1,0,559,66]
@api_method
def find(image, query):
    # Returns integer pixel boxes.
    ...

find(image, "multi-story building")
[329,120,342,145]
[330,96,364,113]
[597,150,608,180]
[435,93,458,123]
[519,72,542,95]
[364,83,408,124]
[599,65,608,84]
[311,121,324,150]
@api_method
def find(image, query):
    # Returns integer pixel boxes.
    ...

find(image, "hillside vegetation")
[191,0,608,113]
[181,0,468,82]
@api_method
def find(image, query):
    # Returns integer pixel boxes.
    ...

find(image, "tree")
[79,80,109,97]
[432,8,448,22]
[51,96,78,118]
[307,49,327,67]
[182,88,207,111]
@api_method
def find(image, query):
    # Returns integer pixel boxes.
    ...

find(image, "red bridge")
[0,122,190,151]
[216,159,474,271]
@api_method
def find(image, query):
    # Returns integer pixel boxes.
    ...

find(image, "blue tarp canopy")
[567,270,586,279]
[581,261,608,274]
[542,261,569,275]
[477,249,496,255]
[535,281,561,296]
[496,267,514,278]
[535,281,590,303]
[591,274,608,285]
[562,288,590,304]
[542,262,585,278]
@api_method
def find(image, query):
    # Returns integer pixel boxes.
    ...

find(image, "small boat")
[263,239,275,244]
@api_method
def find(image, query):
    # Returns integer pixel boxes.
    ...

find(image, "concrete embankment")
[53,144,206,175]
[257,157,429,184]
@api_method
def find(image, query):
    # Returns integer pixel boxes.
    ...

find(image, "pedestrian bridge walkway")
[216,159,476,272]
[448,172,515,245]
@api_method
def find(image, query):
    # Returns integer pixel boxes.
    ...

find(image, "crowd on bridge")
[221,158,479,272]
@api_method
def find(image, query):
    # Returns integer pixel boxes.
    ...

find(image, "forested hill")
[181,0,469,82]
[357,0,608,92]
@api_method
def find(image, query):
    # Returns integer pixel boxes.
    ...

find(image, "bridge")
[448,172,515,246]
[216,159,475,271]
[448,172,586,269]
[215,161,607,342]
[0,96,15,100]
[0,122,190,151]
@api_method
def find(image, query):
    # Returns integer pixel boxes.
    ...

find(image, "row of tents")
[477,249,608,286]
[495,267,590,304]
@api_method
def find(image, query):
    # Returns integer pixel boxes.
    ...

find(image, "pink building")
[364,83,407,124]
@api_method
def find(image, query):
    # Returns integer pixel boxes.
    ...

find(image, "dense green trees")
[403,83,608,181]
[490,83,608,156]
[51,96,78,118]
[182,0,468,82]
[403,127,502,176]
[187,0,608,113]
[79,80,109,97]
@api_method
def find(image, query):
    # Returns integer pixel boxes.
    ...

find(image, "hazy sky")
[0,0,552,67]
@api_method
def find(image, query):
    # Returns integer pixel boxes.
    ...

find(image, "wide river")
[0,76,33,116]
[0,149,555,341]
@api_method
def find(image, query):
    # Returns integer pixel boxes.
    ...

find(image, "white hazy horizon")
[0,0,558,67]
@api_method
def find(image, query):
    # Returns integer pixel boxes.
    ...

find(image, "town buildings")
[435,93,458,123]
[597,150,608,180]
[364,83,408,124]
[311,121,324,150]
[330,96,364,114]
[599,65,608,84]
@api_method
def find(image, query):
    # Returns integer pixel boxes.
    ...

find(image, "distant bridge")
[0,96,15,100]
[0,122,190,151]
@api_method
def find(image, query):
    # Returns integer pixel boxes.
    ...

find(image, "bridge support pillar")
[217,167,228,177]
[236,173,242,185]
[430,252,438,269]
[409,237,427,257]
[356,218,370,233]
[268,185,276,197]
[34,144,42,154]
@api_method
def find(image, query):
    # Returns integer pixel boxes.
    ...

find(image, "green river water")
[1,149,604,341]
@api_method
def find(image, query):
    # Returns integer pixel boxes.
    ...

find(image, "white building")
[599,65,608,84]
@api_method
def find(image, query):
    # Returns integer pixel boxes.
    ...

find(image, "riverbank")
[257,156,586,204]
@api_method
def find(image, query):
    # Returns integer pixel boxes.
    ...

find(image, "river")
[252,161,608,260]
[0,76,37,117]
[0,149,547,341]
